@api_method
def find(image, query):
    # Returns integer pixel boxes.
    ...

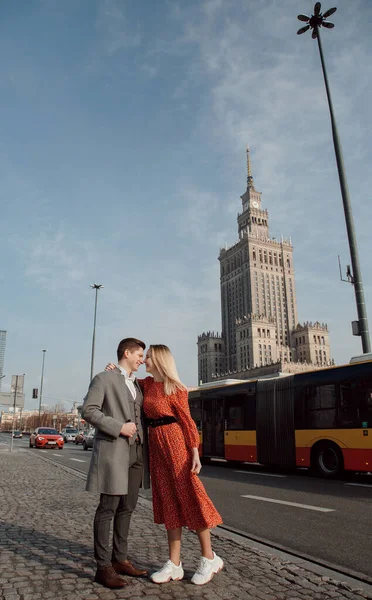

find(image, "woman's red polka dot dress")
[139,377,222,531]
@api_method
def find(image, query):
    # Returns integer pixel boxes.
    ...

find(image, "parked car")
[61,427,78,443]
[82,429,95,451]
[12,430,22,438]
[29,428,64,450]
[74,431,86,445]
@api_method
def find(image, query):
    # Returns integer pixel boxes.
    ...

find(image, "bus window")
[225,391,256,430]
[358,380,372,427]
[189,399,202,430]
[339,379,372,427]
[339,383,360,427]
[306,384,336,428]
[364,393,372,426]
[245,391,256,430]
[226,396,245,430]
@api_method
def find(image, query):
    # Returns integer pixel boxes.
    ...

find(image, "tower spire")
[246,144,255,189]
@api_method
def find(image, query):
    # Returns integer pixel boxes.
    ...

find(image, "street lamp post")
[10,374,25,452]
[39,350,47,426]
[10,375,18,453]
[90,284,104,381]
[297,2,371,353]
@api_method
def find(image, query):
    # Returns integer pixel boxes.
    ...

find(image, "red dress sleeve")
[137,378,145,391]
[137,376,151,391]
[171,388,200,448]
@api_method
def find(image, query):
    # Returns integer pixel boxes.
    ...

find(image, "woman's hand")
[105,363,116,371]
[191,448,202,474]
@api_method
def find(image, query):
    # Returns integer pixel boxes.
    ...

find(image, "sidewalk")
[0,451,371,600]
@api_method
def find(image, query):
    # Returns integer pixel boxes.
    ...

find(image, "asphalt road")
[2,432,371,580]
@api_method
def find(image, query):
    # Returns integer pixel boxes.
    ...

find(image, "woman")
[142,344,223,585]
[107,344,223,586]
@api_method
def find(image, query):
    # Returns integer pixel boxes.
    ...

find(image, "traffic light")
[32,388,38,399]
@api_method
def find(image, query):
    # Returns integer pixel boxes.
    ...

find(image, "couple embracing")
[81,337,223,590]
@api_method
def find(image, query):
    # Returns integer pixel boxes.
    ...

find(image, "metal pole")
[90,287,99,381]
[39,350,47,426]
[315,27,370,353]
[10,375,18,453]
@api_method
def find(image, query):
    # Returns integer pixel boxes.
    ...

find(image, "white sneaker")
[191,552,224,586]
[150,559,184,584]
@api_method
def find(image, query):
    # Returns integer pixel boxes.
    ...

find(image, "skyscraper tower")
[0,330,7,391]
[197,147,331,384]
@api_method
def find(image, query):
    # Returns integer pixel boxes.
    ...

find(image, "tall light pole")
[10,374,25,452]
[297,2,371,354]
[90,284,104,381]
[39,350,47,426]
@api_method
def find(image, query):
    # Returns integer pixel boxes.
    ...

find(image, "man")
[82,337,150,589]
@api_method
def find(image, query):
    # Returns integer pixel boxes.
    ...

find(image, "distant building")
[197,147,332,384]
[0,330,6,391]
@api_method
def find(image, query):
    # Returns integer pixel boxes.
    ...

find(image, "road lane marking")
[70,458,86,463]
[344,483,372,488]
[241,494,335,512]
[52,453,62,457]
[235,470,286,478]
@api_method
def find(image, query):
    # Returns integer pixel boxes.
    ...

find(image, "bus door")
[202,397,225,458]
[256,376,296,468]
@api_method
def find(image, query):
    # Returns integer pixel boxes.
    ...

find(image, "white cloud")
[96,0,142,55]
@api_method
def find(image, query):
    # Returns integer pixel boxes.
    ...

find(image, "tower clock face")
[252,200,259,208]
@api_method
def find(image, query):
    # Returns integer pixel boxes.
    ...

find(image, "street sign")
[0,392,25,408]
[11,375,24,394]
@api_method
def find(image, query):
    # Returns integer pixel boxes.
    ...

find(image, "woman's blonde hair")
[149,344,187,396]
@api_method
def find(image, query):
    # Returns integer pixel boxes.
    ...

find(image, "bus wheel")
[312,442,344,478]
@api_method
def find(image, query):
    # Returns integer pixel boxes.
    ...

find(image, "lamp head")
[297,3,337,38]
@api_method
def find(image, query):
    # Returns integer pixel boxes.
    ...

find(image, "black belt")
[145,416,177,428]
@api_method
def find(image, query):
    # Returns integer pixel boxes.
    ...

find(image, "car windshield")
[14,431,20,434]
[38,428,58,435]
[66,429,78,434]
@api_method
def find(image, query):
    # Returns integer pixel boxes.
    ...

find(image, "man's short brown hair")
[117,338,146,361]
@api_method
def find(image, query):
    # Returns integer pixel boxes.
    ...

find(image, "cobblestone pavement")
[0,451,371,600]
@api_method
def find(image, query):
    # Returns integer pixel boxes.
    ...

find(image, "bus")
[188,356,372,478]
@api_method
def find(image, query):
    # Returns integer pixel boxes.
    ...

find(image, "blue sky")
[1,0,372,412]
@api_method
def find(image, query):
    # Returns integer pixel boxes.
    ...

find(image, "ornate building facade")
[197,148,332,384]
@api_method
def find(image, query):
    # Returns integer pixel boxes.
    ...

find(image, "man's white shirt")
[117,364,137,400]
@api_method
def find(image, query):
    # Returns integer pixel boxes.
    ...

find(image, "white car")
[61,428,78,443]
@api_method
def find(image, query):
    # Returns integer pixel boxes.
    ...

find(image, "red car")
[29,427,64,450]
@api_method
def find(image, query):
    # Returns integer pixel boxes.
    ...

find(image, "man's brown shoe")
[112,559,148,577]
[94,566,128,589]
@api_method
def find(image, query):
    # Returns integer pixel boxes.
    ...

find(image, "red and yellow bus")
[188,356,372,478]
